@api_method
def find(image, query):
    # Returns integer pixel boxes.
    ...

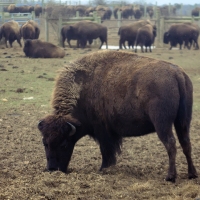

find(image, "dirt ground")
[0,18,200,200]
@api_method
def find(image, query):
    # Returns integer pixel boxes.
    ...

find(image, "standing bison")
[118,20,152,49]
[20,20,40,41]
[61,24,92,48]
[0,20,22,48]
[163,23,199,50]
[66,21,107,49]
[135,24,157,53]
[38,50,197,182]
[23,39,65,58]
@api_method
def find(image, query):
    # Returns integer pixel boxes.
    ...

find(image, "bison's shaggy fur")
[67,21,108,49]
[118,20,152,49]
[38,50,197,182]
[135,24,157,53]
[0,20,22,48]
[23,39,65,58]
[163,23,199,50]
[20,20,40,41]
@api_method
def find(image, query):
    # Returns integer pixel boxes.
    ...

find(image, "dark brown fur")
[67,21,107,49]
[118,20,152,49]
[163,23,199,50]
[135,24,157,53]
[0,20,22,48]
[23,39,65,58]
[38,50,197,182]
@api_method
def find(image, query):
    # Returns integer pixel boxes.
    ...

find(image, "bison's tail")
[174,72,193,134]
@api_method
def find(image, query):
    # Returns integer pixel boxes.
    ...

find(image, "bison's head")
[163,32,170,44]
[38,115,81,173]
[23,39,32,57]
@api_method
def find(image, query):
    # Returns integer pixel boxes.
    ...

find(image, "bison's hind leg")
[174,120,198,179]
[149,110,177,182]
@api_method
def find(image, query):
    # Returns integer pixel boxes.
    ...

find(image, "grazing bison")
[0,20,22,48]
[135,24,156,53]
[38,50,198,182]
[66,21,107,49]
[118,20,152,49]
[163,23,199,50]
[23,39,65,58]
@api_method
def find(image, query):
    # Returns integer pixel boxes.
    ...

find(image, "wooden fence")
[0,11,40,26]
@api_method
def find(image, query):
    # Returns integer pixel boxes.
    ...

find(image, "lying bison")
[38,50,198,182]
[23,39,65,58]
[0,20,22,48]
[163,23,199,50]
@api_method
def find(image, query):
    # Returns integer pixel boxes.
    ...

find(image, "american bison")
[66,21,107,49]
[0,20,22,48]
[192,7,200,17]
[163,23,199,50]
[38,50,198,182]
[118,20,152,49]
[20,20,40,41]
[23,39,65,58]
[135,24,157,53]
[61,24,92,48]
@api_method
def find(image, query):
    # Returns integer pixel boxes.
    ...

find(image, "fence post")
[160,16,164,48]
[93,11,98,45]
[76,11,79,18]
[58,15,62,46]
[2,11,4,23]
[156,7,160,48]
[154,2,157,20]
[117,10,121,28]
[144,3,147,19]
[45,12,49,42]
[31,11,35,20]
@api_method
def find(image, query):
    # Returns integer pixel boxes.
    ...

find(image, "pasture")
[0,18,200,199]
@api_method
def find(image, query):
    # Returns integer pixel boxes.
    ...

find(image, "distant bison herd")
[0,17,199,57]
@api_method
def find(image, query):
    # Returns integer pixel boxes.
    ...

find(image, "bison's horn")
[38,120,43,131]
[67,122,76,136]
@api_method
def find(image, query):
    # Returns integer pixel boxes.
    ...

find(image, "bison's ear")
[24,39,32,47]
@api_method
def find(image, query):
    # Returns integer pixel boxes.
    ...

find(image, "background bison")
[23,39,65,58]
[163,23,199,50]
[65,21,107,49]
[38,50,197,183]
[0,20,22,48]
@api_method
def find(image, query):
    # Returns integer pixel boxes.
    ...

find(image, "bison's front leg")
[97,128,121,171]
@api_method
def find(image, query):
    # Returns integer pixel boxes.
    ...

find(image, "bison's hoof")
[165,175,176,183]
[188,173,198,179]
